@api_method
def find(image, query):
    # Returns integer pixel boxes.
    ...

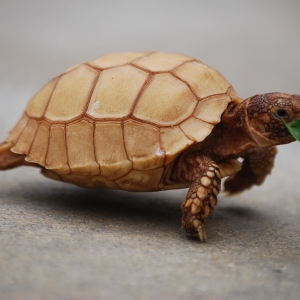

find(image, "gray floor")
[0,1,300,299]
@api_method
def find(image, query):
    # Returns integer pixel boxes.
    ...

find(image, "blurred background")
[0,1,300,299]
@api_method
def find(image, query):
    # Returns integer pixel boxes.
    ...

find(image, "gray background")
[0,0,299,299]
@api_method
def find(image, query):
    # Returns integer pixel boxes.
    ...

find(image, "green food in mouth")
[283,119,300,141]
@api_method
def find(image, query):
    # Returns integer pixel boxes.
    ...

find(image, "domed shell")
[6,52,241,191]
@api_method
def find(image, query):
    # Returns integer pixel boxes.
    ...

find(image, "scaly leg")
[174,152,221,242]
[224,146,277,195]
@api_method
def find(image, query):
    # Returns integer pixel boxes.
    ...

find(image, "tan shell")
[6,52,240,191]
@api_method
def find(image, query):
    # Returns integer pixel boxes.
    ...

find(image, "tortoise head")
[247,93,300,145]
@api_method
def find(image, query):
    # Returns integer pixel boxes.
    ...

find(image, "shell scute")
[66,120,100,175]
[58,173,120,189]
[46,125,71,174]
[194,94,232,124]
[132,52,192,72]
[87,65,148,119]
[6,114,29,143]
[123,120,164,170]
[26,77,59,118]
[174,61,231,99]
[115,167,164,192]
[89,52,148,69]
[160,127,194,165]
[227,86,242,104]
[11,119,39,155]
[180,117,214,142]
[26,122,49,165]
[133,73,197,126]
[94,122,132,179]
[45,65,98,122]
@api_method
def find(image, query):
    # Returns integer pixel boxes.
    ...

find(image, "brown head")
[246,93,300,146]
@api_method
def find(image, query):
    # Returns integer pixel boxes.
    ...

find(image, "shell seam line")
[170,58,195,73]
[13,116,30,150]
[21,119,40,156]
[83,70,101,115]
[170,71,200,102]
[129,73,154,116]
[121,121,133,164]
[92,122,102,175]
[27,122,49,165]
[64,124,72,174]
[41,75,62,119]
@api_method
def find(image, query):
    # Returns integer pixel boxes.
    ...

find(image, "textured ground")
[0,1,300,299]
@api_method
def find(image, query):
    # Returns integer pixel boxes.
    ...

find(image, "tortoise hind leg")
[0,141,25,170]
[224,146,277,195]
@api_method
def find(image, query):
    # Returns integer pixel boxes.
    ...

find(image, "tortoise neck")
[200,100,261,161]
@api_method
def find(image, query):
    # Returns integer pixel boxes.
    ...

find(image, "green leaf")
[283,118,300,141]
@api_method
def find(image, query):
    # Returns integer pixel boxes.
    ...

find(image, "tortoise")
[1,51,299,241]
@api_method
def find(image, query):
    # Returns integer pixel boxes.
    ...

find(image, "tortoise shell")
[6,52,240,191]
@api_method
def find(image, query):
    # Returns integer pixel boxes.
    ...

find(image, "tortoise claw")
[197,225,208,242]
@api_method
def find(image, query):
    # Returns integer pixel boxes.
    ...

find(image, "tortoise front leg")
[174,152,221,242]
[224,146,277,195]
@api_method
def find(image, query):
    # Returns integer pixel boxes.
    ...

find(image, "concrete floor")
[0,1,300,299]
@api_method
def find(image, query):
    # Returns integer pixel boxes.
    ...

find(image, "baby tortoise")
[0,52,299,241]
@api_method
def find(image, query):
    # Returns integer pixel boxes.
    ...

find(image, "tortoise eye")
[276,109,288,118]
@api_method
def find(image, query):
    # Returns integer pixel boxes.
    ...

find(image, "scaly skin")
[224,146,277,195]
